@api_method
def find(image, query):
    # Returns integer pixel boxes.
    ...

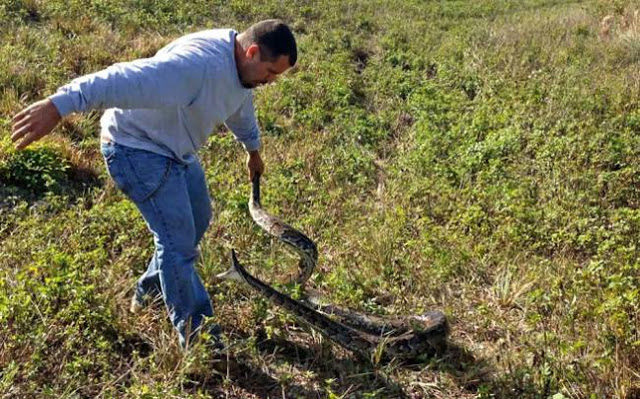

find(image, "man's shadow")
[186,327,494,399]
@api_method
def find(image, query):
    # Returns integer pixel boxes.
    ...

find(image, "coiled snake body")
[217,176,448,361]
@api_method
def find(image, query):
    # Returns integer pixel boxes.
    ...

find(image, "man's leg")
[130,248,161,311]
[185,159,212,247]
[134,158,211,310]
[101,142,214,348]
[182,159,224,346]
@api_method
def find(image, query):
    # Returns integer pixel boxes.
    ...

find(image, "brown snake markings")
[217,175,449,361]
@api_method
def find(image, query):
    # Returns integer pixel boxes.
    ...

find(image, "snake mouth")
[214,249,243,282]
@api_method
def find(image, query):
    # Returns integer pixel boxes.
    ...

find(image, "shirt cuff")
[48,91,76,118]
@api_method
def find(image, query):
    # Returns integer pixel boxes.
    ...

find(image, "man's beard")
[239,74,266,89]
[241,80,257,89]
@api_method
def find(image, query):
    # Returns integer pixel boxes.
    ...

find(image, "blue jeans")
[100,141,215,349]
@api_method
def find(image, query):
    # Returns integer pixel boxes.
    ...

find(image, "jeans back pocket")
[102,143,172,203]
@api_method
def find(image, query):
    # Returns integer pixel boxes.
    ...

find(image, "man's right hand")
[11,99,62,150]
[246,150,264,181]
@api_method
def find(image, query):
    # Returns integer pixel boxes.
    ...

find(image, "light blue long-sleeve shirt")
[48,29,260,163]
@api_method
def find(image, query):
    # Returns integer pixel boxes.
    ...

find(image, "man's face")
[238,45,291,89]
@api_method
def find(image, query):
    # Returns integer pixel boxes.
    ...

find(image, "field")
[1,0,639,398]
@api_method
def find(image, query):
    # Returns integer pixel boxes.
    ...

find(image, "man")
[10,19,297,350]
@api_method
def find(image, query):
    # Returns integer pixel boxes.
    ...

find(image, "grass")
[1,0,639,397]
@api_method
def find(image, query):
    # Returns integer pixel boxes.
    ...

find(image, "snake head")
[214,249,243,282]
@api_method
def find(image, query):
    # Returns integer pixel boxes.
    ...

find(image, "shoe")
[181,323,225,352]
[205,324,225,352]
[130,293,144,314]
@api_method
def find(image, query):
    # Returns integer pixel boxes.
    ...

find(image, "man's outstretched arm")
[10,50,205,150]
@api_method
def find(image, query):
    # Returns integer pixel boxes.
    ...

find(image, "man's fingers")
[11,123,31,143]
[14,128,42,150]
[15,133,37,150]
[11,108,28,124]
[12,114,30,132]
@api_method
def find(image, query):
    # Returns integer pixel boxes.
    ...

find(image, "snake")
[216,175,449,361]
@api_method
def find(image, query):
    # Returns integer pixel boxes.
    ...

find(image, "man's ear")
[246,44,260,60]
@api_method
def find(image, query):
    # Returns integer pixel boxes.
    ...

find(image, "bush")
[0,140,69,193]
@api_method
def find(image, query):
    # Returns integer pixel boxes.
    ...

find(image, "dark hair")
[241,19,297,66]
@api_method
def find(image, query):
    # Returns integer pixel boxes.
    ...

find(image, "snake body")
[217,175,448,361]
[247,174,318,286]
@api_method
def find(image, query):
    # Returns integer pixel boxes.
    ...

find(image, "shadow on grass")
[0,163,102,206]
[425,341,494,392]
[255,334,409,397]
[196,330,494,398]
[0,166,103,237]
[184,352,324,398]
[117,324,498,398]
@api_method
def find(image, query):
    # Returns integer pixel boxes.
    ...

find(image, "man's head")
[235,19,297,89]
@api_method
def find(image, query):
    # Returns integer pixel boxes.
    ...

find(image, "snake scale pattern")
[217,175,449,361]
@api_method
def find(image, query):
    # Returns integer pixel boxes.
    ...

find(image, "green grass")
[1,0,639,397]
